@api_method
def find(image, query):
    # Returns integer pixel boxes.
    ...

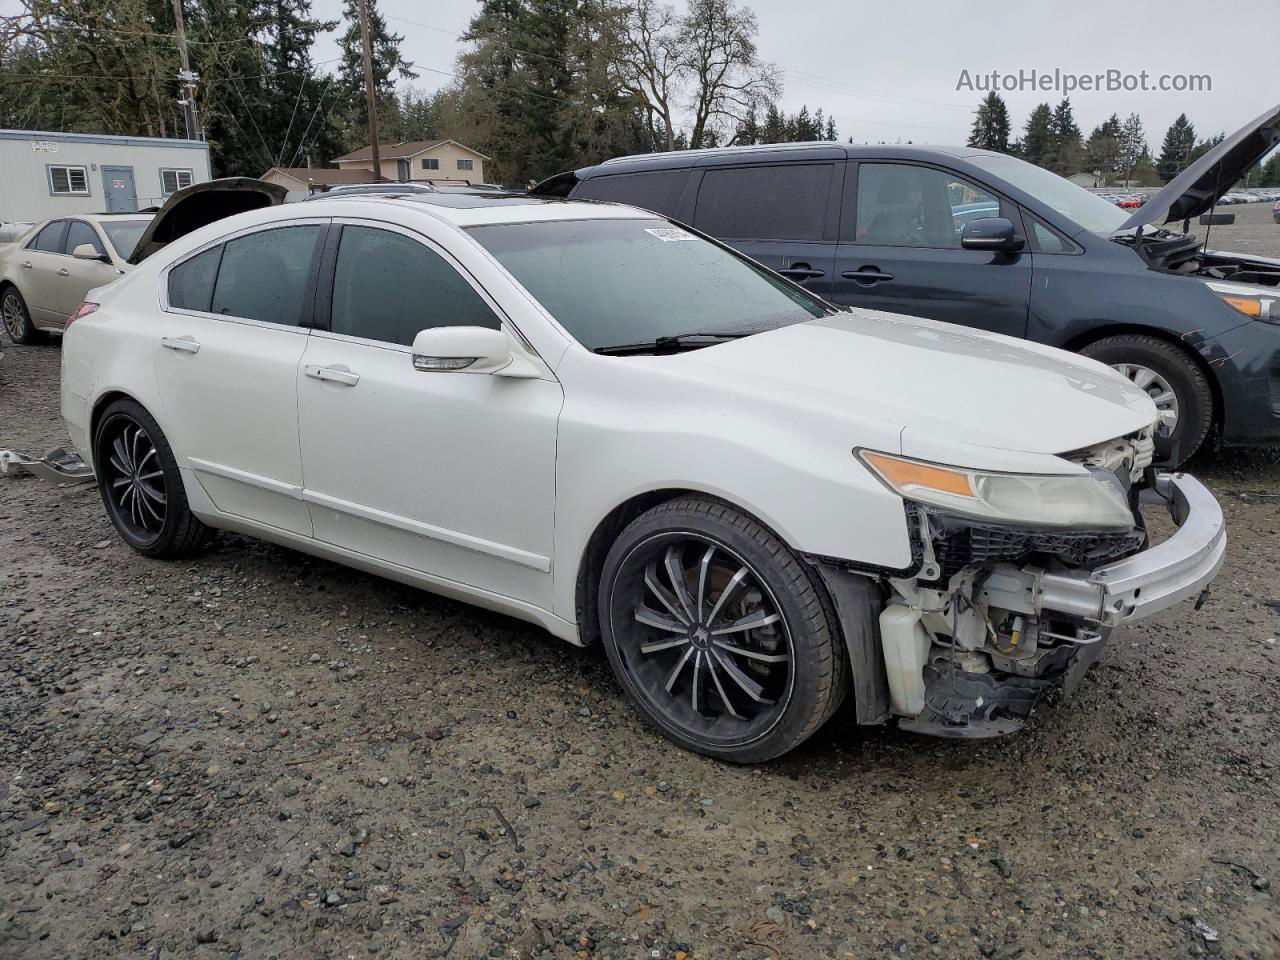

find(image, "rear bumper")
[1039,473,1225,625]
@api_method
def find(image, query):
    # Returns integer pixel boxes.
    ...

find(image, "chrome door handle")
[20,261,32,269]
[304,364,360,386]
[57,267,70,277]
[161,336,201,354]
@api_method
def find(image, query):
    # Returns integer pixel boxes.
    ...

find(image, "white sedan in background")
[59,189,1225,762]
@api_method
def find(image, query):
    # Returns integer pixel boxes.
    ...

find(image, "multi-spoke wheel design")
[600,497,848,762]
[1111,362,1178,437]
[93,398,212,557]
[99,416,167,543]
[1,287,41,344]
[628,540,791,726]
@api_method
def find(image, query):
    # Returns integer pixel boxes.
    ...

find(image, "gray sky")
[309,0,1276,150]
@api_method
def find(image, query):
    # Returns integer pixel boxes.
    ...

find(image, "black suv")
[533,104,1280,462]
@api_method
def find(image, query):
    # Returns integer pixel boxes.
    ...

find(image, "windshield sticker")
[644,227,695,242]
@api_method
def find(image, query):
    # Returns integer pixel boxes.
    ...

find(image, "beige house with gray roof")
[331,139,490,185]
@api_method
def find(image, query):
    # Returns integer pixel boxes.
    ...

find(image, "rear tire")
[1,286,46,345]
[93,398,212,558]
[598,496,848,763]
[1079,334,1213,465]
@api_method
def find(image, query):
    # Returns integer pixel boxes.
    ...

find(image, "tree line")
[966,91,1280,188]
[0,0,842,186]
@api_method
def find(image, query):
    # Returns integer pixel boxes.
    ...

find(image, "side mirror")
[72,243,110,263]
[411,326,540,378]
[960,217,1024,253]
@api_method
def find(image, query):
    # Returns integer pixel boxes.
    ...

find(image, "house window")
[421,158,439,170]
[160,168,194,195]
[456,158,473,172]
[48,165,90,196]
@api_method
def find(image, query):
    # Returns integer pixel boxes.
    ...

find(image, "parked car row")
[3,104,1274,762]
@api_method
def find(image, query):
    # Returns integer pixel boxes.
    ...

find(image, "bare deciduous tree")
[611,0,780,151]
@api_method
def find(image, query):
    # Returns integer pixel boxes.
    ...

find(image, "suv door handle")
[778,263,826,280]
[305,364,360,387]
[161,336,201,354]
[841,267,896,285]
[20,261,32,269]
[56,267,70,277]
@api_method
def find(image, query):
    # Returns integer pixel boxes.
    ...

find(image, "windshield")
[969,156,1130,236]
[100,219,151,260]
[467,218,831,351]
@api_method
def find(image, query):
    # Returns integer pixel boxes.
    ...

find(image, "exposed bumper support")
[1039,473,1225,625]
[0,447,95,483]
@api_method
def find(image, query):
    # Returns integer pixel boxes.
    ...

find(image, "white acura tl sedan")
[60,190,1226,762]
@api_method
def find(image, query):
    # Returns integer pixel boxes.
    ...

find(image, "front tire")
[1,286,45,345]
[94,398,212,558]
[1079,334,1213,465]
[598,497,848,763]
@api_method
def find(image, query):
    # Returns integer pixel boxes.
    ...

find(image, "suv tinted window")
[694,164,833,241]
[330,226,500,346]
[168,246,223,313]
[854,163,1002,248]
[211,226,323,326]
[573,170,688,215]
[65,220,106,257]
[30,221,67,252]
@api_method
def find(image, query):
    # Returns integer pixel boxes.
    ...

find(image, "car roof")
[576,141,1001,178]
[255,192,655,229]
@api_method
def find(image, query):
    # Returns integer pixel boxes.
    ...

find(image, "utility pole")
[357,0,381,181]
[171,0,201,140]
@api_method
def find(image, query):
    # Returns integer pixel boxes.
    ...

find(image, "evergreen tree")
[1047,98,1083,175]
[967,91,1011,153]
[1019,103,1053,168]
[1118,112,1147,185]
[1157,113,1197,182]
[1084,113,1122,185]
[1260,153,1280,188]
[734,107,760,145]
[334,0,417,153]
[761,103,786,143]
[824,115,837,141]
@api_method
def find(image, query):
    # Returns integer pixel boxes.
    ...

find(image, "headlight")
[859,450,1135,529]
[1206,280,1278,323]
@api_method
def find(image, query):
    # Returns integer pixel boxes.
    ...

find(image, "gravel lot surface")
[2,216,1279,958]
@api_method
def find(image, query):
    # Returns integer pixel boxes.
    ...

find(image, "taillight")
[65,301,99,328]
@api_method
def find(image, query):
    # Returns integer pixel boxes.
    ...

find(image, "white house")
[0,129,212,224]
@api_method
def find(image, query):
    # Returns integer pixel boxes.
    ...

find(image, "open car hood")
[1118,102,1280,231]
[127,177,287,264]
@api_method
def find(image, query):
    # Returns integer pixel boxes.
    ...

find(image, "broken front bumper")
[1038,473,1226,626]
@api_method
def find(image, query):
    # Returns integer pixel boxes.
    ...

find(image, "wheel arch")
[573,487,815,648]
[1062,323,1224,434]
[89,389,153,451]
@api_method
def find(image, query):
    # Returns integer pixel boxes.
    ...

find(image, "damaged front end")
[827,430,1225,738]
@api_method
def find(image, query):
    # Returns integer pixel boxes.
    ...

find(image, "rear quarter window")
[168,246,223,313]
[573,170,689,216]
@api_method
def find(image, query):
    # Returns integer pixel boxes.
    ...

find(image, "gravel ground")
[2,251,1280,959]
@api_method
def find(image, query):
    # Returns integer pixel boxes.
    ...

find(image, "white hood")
[673,308,1158,472]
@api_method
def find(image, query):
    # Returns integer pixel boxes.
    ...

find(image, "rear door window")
[168,246,223,313]
[30,220,68,252]
[65,220,106,258]
[573,170,688,216]
[210,226,323,326]
[693,164,834,240]
[328,225,500,346]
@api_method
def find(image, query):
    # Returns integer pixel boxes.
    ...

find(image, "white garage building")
[0,129,212,224]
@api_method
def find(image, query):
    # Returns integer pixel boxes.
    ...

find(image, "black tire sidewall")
[1080,336,1211,463]
[599,499,839,763]
[94,399,194,556]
